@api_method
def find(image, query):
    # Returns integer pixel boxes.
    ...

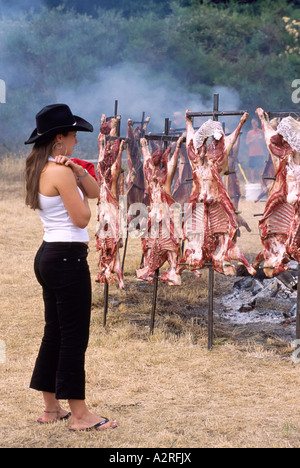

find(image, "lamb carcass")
[136,137,184,286]
[177,110,256,277]
[255,118,279,203]
[253,108,300,277]
[226,132,251,232]
[172,140,193,205]
[126,117,150,207]
[95,114,125,289]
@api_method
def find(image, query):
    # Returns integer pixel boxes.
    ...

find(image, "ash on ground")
[219,263,298,326]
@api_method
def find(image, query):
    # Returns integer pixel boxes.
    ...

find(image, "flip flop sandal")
[69,417,118,432]
[37,411,71,424]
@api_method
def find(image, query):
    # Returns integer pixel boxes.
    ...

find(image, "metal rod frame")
[102,98,300,349]
[256,106,300,344]
[103,100,121,327]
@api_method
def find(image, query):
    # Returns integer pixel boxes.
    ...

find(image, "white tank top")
[37,159,89,242]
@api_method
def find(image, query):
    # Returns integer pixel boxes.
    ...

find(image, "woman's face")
[55,131,78,156]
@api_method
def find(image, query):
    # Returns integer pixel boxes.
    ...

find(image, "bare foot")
[37,407,71,424]
[69,413,118,432]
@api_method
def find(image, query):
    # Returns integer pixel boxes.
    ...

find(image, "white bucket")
[245,183,262,201]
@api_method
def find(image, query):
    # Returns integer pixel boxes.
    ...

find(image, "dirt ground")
[1,175,300,448]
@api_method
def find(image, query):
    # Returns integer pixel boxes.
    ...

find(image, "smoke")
[56,62,242,132]
[55,62,242,157]
[0,0,42,17]
[0,2,244,156]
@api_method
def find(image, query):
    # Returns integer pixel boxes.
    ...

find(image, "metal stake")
[297,265,300,341]
[207,95,218,349]
[150,269,159,335]
[103,282,109,327]
[122,232,129,272]
[208,266,215,350]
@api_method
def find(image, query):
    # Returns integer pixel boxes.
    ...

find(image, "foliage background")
[0,0,299,154]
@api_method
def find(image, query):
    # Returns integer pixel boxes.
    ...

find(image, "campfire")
[220,265,298,325]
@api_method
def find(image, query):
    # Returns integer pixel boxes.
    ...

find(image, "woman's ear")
[55,134,63,143]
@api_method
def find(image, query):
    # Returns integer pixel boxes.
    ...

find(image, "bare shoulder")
[48,162,75,181]
[46,163,78,194]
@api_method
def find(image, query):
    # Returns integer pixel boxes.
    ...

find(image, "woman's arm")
[54,164,92,229]
[54,156,99,199]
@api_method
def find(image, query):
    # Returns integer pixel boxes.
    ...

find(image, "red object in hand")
[71,158,97,181]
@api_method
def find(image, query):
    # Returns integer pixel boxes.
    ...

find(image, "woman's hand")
[53,156,86,178]
[53,156,99,199]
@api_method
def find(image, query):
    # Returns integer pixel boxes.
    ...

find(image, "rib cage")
[208,203,229,235]
[264,203,294,236]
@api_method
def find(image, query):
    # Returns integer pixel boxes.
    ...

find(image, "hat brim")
[24,115,93,145]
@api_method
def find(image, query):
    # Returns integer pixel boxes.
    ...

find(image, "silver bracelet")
[78,169,89,179]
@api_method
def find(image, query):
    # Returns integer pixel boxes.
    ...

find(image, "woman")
[24,104,117,431]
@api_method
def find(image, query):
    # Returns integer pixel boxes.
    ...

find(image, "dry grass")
[1,162,300,448]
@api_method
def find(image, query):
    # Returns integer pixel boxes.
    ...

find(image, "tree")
[43,0,172,17]
[0,0,298,152]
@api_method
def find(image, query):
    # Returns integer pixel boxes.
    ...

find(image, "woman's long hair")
[24,138,54,210]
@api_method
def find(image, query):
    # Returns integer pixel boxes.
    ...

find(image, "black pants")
[30,241,91,400]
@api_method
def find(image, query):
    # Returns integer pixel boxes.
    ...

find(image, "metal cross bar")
[105,115,121,122]
[187,94,247,121]
[106,136,131,143]
[144,134,185,143]
[145,115,185,145]
[267,111,300,119]
[169,127,186,134]
[186,110,247,118]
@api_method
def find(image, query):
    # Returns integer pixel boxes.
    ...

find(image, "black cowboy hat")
[25,103,93,145]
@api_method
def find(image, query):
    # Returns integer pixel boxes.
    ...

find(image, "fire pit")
[220,264,298,326]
